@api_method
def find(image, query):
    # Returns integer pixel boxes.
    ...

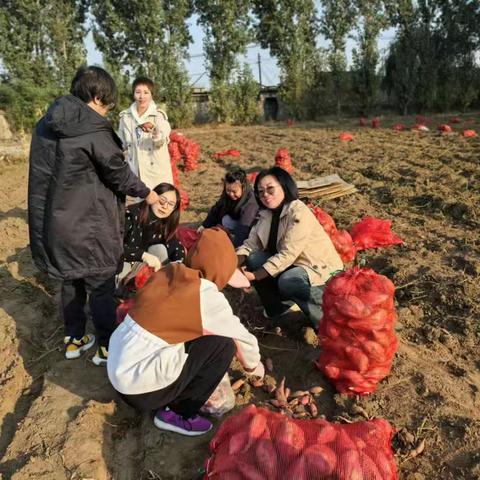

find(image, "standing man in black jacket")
[28,66,159,366]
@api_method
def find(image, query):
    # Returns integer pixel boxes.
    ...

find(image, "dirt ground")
[0,117,479,480]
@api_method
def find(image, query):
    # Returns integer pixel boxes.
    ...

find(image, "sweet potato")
[304,444,337,476]
[338,450,365,480]
[228,431,250,455]
[285,457,307,479]
[255,440,277,478]
[236,461,265,480]
[276,418,305,457]
[315,423,338,444]
[335,295,370,318]
[345,346,370,373]
[248,413,268,440]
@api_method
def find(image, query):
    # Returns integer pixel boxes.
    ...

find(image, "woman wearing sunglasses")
[121,183,185,277]
[236,167,343,328]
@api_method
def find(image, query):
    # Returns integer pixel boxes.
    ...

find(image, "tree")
[351,0,390,113]
[91,0,194,126]
[253,0,319,119]
[320,0,357,115]
[231,64,261,125]
[0,0,87,130]
[195,0,251,122]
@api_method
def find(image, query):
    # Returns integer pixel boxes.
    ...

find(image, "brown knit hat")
[186,227,250,290]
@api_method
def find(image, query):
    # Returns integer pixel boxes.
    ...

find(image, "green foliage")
[0,0,86,130]
[351,0,389,113]
[253,0,319,119]
[232,64,261,125]
[320,0,357,115]
[91,0,194,127]
[195,0,251,123]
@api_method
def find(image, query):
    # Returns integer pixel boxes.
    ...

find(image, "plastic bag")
[317,266,398,395]
[200,373,235,418]
[205,405,398,479]
[350,217,404,251]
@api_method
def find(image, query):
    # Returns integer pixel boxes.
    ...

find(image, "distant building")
[191,86,285,123]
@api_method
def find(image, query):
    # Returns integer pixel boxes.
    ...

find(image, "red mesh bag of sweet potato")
[350,217,403,251]
[205,405,398,479]
[317,266,398,395]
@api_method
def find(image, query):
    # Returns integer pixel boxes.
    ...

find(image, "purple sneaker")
[154,408,212,436]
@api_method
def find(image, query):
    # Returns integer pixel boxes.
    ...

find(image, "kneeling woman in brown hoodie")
[107,228,263,436]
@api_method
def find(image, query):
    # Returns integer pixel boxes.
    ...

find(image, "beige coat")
[118,101,173,189]
[236,200,343,286]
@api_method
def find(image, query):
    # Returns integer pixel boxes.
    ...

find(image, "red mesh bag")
[359,116,368,127]
[169,131,201,172]
[115,265,154,324]
[331,230,356,263]
[317,266,398,395]
[339,132,354,142]
[449,116,461,124]
[438,124,452,133]
[179,189,189,211]
[247,171,259,184]
[275,148,294,173]
[176,226,200,251]
[415,114,426,124]
[213,149,241,158]
[309,206,337,237]
[309,206,356,263]
[205,405,398,479]
[393,124,406,131]
[350,217,403,251]
[371,117,381,128]
[463,129,477,138]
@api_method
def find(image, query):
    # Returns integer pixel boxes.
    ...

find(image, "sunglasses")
[257,185,277,197]
[158,195,176,209]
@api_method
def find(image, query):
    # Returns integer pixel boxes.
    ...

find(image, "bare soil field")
[0,117,479,480]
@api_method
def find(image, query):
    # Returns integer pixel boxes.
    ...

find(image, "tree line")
[0,0,479,130]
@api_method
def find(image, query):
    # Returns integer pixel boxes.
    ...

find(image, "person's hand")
[140,121,155,132]
[246,362,265,379]
[197,225,205,233]
[141,252,161,272]
[145,190,159,205]
[241,267,256,282]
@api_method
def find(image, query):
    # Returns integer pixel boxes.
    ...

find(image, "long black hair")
[216,169,249,218]
[253,166,299,208]
[137,183,181,242]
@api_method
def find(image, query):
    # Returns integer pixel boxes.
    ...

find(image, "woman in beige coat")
[118,77,173,189]
[237,167,343,327]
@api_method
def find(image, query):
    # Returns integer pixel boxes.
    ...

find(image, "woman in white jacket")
[108,228,264,436]
[118,77,173,189]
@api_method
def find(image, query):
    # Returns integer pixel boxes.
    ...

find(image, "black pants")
[61,274,117,348]
[118,335,236,419]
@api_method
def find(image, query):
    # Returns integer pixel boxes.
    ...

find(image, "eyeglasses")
[158,196,176,209]
[257,185,277,197]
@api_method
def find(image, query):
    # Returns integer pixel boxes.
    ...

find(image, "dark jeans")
[246,251,325,327]
[118,335,236,419]
[61,274,117,348]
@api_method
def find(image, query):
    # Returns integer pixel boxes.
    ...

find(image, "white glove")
[247,362,265,379]
[141,252,161,272]
[197,225,205,233]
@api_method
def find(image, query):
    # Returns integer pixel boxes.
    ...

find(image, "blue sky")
[86,13,395,89]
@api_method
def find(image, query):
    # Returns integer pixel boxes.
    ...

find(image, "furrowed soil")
[0,118,479,480]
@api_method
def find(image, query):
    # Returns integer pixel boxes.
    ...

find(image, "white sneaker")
[64,334,95,359]
[92,346,108,366]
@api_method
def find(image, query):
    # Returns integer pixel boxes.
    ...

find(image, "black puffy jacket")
[28,95,150,280]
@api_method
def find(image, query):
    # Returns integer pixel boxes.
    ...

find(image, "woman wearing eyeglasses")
[118,77,173,190]
[236,167,343,328]
[122,183,185,276]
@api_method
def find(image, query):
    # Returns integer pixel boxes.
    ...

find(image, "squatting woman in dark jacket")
[199,169,258,247]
